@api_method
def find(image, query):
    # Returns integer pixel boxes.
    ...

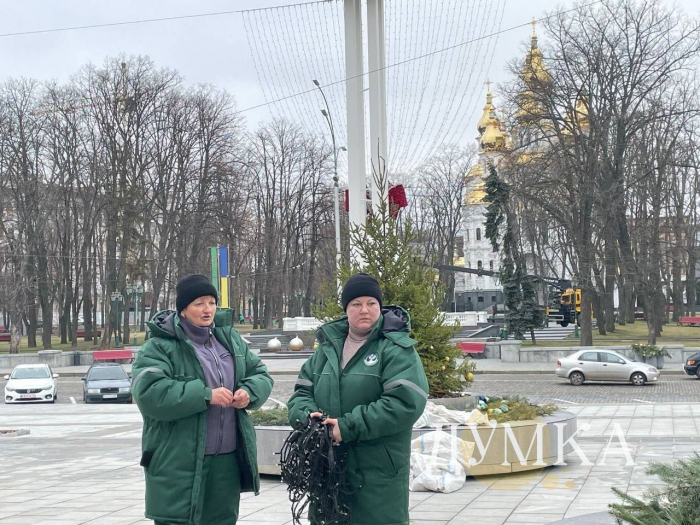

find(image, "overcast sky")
[0,0,697,171]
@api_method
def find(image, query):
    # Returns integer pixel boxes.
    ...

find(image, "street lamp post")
[126,284,144,336]
[111,292,123,347]
[313,79,346,292]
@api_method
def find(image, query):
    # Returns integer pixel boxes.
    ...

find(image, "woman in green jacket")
[132,274,273,525]
[288,273,429,525]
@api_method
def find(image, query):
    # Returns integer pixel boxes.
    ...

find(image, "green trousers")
[156,453,241,525]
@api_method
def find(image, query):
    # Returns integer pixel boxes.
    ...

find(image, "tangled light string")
[280,415,352,525]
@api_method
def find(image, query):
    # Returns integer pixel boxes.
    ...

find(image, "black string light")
[280,414,352,525]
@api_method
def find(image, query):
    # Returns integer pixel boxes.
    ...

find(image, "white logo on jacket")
[364,353,379,366]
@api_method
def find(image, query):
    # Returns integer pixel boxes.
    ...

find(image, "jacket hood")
[147,310,178,339]
[319,305,415,348]
[146,308,235,339]
[381,305,411,333]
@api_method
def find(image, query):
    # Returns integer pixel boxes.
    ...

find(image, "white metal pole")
[344,0,367,264]
[367,0,388,212]
[313,80,344,292]
[333,180,342,290]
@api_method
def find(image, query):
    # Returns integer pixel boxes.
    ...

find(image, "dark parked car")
[684,352,700,379]
[82,363,132,403]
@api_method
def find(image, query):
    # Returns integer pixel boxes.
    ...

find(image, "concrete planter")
[656,355,665,369]
[412,410,577,476]
[429,395,478,411]
[0,349,140,370]
[254,411,577,477]
[634,354,658,368]
[511,345,687,365]
[255,426,295,475]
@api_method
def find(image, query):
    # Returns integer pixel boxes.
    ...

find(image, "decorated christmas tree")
[316,162,473,396]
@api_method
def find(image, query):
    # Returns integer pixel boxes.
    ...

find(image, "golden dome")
[467,185,487,205]
[468,163,483,178]
[477,81,495,135]
[523,36,551,85]
[480,111,507,153]
[453,256,465,267]
[466,163,486,204]
[516,88,543,121]
[574,95,589,129]
[522,22,551,86]
[563,94,589,134]
[517,21,550,123]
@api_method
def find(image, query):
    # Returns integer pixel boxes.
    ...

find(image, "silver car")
[555,350,660,386]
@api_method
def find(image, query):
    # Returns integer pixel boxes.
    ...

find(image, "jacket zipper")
[181,338,205,524]
[205,329,226,456]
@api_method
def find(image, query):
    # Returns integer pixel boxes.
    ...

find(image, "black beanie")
[341,273,383,311]
[176,274,219,313]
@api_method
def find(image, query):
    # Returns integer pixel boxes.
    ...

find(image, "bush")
[248,396,557,426]
[249,408,289,426]
[631,343,671,359]
[609,454,700,524]
[479,396,559,424]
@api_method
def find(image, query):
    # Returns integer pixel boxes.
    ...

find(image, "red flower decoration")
[388,184,407,218]
[343,185,408,219]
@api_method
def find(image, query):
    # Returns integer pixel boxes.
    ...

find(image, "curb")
[263,369,688,377]
[472,369,687,376]
[6,369,688,378]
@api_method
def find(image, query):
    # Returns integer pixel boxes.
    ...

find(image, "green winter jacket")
[287,306,428,525]
[132,309,273,524]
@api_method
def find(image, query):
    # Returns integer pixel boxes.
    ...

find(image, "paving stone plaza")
[2,384,700,524]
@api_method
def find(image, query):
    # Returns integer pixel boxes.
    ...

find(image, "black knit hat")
[341,273,383,311]
[176,274,219,313]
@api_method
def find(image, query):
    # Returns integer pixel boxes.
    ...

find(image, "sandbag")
[409,430,475,493]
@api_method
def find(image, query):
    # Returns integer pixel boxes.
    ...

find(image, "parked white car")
[4,364,59,404]
[555,349,660,386]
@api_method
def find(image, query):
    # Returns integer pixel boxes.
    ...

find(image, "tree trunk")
[140,292,147,332]
[123,291,131,346]
[580,289,594,346]
[671,258,684,321]
[616,272,627,326]
[9,311,22,354]
[37,255,53,350]
[591,289,606,336]
[83,290,92,341]
[604,233,616,332]
[686,253,696,316]
[101,211,118,348]
[27,298,37,348]
[592,269,607,336]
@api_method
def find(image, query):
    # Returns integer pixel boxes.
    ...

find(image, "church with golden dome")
[455,23,551,312]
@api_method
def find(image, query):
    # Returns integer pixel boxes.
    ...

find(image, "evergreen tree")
[609,454,700,524]
[483,163,544,342]
[316,163,472,396]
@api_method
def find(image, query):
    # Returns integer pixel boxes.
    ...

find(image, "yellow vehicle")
[548,286,582,327]
[432,263,579,327]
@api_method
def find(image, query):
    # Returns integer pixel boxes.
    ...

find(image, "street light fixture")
[110,292,123,347]
[313,79,344,292]
[125,284,144,331]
